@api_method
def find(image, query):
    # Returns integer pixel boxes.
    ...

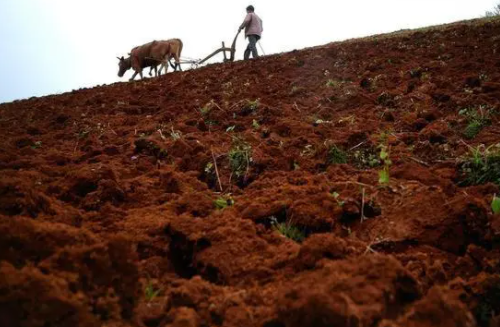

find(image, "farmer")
[239,5,263,60]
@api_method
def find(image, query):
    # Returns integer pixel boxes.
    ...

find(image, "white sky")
[0,0,497,103]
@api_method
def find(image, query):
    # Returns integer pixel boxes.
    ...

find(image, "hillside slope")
[1,17,500,327]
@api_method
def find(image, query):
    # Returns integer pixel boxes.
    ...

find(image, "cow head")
[117,56,131,77]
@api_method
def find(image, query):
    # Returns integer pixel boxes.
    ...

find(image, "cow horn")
[117,57,121,60]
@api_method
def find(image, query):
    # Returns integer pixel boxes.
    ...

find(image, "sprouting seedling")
[145,280,161,302]
[226,125,236,132]
[326,79,343,88]
[271,218,305,243]
[459,106,493,140]
[204,162,214,175]
[170,127,182,140]
[492,194,500,214]
[228,137,252,178]
[31,141,42,149]
[214,196,234,210]
[330,192,345,207]
[378,144,391,185]
[252,119,260,130]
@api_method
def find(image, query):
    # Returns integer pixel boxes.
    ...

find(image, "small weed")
[246,99,259,111]
[492,194,500,214]
[330,192,345,207]
[378,144,392,185]
[458,143,500,186]
[205,162,214,175]
[290,86,304,95]
[31,141,42,149]
[350,148,381,169]
[326,79,348,88]
[459,106,493,139]
[226,125,236,132]
[78,130,91,139]
[214,195,235,210]
[199,101,219,125]
[200,105,212,116]
[170,127,182,140]
[338,115,356,125]
[271,217,305,243]
[300,145,316,157]
[327,145,348,165]
[252,119,260,130]
[145,280,161,302]
[228,137,252,178]
[409,67,423,78]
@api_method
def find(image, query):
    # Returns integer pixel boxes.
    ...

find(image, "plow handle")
[229,29,242,62]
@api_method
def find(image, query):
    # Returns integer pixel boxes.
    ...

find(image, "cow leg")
[154,65,158,77]
[139,70,144,79]
[173,54,181,72]
[149,66,153,77]
[163,55,171,74]
[130,71,139,81]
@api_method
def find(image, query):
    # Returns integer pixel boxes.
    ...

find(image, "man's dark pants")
[244,35,260,60]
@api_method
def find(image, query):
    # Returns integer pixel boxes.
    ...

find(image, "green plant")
[145,280,161,302]
[330,192,345,207]
[327,145,348,165]
[226,125,236,132]
[459,143,500,186]
[228,137,252,178]
[300,145,316,157]
[31,141,42,149]
[252,119,260,130]
[326,79,347,88]
[271,217,305,243]
[246,99,259,111]
[350,148,381,169]
[214,196,234,210]
[205,162,214,175]
[170,127,182,140]
[378,144,392,185]
[492,194,500,214]
[459,106,493,139]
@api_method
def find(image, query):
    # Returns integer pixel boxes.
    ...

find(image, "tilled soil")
[1,17,500,327]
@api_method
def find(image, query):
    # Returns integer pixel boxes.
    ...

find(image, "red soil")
[1,17,500,327]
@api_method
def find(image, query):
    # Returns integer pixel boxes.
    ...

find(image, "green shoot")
[378,144,392,185]
[145,280,161,302]
[252,119,260,130]
[31,141,42,149]
[170,127,182,140]
[459,106,493,139]
[214,196,234,210]
[228,137,252,178]
[492,194,500,214]
[327,146,348,165]
[330,192,345,207]
[459,143,500,186]
[272,218,305,243]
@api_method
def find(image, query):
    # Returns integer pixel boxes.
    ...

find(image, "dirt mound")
[1,17,500,327]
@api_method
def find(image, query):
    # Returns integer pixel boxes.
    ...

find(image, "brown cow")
[117,40,177,81]
[158,38,183,75]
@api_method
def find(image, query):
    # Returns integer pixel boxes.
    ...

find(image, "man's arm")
[239,13,252,30]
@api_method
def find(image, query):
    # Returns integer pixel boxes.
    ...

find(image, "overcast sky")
[0,0,497,103]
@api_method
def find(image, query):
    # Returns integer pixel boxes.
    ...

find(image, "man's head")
[246,5,254,13]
